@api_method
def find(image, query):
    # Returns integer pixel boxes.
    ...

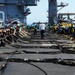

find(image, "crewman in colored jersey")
[39,22,46,39]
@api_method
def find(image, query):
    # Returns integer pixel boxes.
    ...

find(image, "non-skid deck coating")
[0,31,75,75]
[0,46,75,75]
[2,62,75,75]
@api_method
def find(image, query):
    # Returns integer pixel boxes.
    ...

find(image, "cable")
[22,50,61,54]
[25,62,47,75]
[1,58,75,66]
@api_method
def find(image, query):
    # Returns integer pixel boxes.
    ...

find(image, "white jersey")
[39,24,46,30]
[73,25,75,28]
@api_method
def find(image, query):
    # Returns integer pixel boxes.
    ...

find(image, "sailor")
[0,30,6,46]
[73,24,75,39]
[0,39,6,47]
[33,24,37,35]
[39,22,46,39]
[16,26,20,36]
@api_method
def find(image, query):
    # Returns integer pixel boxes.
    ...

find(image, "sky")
[27,0,75,24]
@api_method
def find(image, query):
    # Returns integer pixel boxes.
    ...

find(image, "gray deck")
[0,31,75,75]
